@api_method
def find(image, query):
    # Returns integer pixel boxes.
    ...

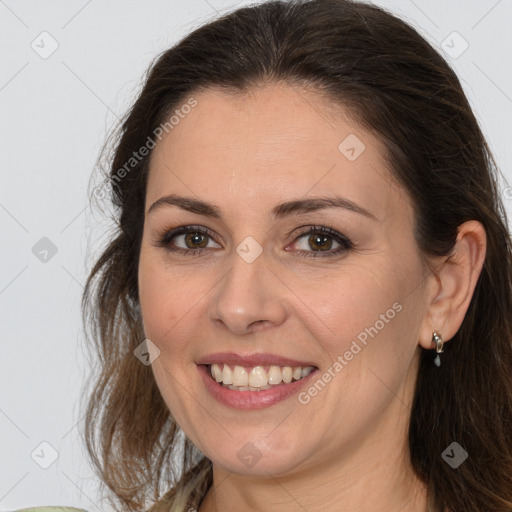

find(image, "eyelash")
[154,224,354,259]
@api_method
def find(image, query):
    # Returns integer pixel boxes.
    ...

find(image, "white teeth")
[209,363,316,390]
[222,364,233,384]
[301,366,314,378]
[249,366,268,388]
[211,363,223,382]
[282,366,293,383]
[268,365,282,385]
[232,366,249,386]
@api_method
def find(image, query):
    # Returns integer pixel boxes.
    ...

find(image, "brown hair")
[82,1,512,511]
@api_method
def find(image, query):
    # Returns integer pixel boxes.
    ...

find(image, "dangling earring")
[432,330,444,367]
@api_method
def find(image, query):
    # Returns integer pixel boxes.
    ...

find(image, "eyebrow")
[147,193,378,221]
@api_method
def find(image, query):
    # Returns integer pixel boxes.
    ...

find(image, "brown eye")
[291,226,353,258]
[154,224,353,258]
[183,231,209,249]
[155,226,221,256]
[306,233,334,251]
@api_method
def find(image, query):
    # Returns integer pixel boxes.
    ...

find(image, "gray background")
[1,0,511,510]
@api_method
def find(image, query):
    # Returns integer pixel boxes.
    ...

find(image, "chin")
[197,430,313,477]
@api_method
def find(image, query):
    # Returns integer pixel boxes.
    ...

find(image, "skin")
[137,83,486,512]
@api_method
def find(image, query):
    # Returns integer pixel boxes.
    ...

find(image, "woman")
[41,0,512,511]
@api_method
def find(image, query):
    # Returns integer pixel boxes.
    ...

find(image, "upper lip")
[196,352,317,368]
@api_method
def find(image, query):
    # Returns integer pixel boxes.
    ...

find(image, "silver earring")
[432,330,444,367]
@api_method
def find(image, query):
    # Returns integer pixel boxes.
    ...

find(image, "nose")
[208,246,288,336]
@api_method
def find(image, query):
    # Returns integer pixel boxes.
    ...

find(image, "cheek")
[300,273,420,446]
[303,261,405,354]
[138,250,202,353]
[302,256,423,408]
[138,253,206,431]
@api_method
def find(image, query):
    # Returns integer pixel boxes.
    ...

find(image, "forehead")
[146,84,410,223]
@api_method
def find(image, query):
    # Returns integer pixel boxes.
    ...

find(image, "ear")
[418,220,487,349]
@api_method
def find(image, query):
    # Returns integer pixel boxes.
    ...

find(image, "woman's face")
[138,84,434,477]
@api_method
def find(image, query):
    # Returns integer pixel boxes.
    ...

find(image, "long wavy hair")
[81,1,512,511]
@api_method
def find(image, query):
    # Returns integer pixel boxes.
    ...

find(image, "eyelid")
[289,225,353,256]
[154,225,221,251]
[153,223,353,257]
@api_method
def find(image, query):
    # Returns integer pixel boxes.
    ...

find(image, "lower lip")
[198,364,318,410]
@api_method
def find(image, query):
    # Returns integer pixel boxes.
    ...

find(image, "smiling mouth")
[208,363,316,391]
